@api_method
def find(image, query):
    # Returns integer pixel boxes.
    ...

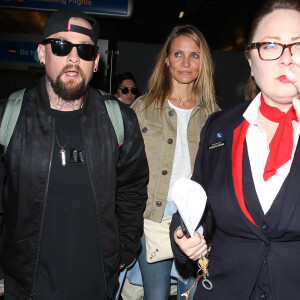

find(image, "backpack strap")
[0,89,25,156]
[98,90,124,146]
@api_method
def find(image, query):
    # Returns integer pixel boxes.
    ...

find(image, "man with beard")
[0,9,148,300]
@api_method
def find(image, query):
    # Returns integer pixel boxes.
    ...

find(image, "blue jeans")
[177,276,196,300]
[138,234,196,300]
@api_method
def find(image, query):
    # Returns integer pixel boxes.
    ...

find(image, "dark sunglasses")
[119,86,138,95]
[42,38,99,61]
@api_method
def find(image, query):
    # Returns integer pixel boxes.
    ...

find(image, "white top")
[167,100,193,202]
[244,93,300,214]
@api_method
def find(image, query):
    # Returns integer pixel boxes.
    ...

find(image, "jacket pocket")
[140,121,163,162]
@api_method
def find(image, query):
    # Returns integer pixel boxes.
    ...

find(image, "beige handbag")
[144,216,174,263]
[121,278,177,300]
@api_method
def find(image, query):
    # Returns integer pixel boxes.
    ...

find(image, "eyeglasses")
[246,42,300,61]
[42,38,99,61]
[118,86,138,95]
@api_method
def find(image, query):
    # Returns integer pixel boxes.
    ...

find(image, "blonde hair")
[244,0,300,99]
[145,24,217,116]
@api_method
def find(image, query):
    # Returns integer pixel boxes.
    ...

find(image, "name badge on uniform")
[208,140,226,150]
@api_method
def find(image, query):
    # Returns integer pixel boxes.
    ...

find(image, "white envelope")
[171,178,207,236]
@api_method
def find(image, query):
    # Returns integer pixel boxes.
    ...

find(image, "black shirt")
[35,108,108,300]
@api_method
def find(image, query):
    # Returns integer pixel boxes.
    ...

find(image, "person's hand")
[288,56,300,118]
[174,227,208,261]
[119,264,125,270]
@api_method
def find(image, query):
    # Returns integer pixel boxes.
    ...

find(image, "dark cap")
[43,10,100,45]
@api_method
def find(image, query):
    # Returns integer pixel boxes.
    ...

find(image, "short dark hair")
[112,72,137,94]
[247,0,300,47]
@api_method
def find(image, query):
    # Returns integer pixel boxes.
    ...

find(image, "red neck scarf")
[259,94,298,181]
[232,95,298,227]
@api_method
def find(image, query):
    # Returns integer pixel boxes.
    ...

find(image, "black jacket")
[0,78,148,300]
[171,99,300,300]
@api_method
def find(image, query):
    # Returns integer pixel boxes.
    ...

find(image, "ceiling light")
[179,11,184,18]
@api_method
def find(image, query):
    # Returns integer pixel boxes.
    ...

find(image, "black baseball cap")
[43,10,100,45]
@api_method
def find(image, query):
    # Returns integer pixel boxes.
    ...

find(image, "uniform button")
[167,138,173,144]
[156,201,162,207]
[162,170,168,175]
[262,222,269,230]
[262,241,269,247]
[142,127,148,133]
[263,257,268,265]
[261,292,267,299]
[168,110,174,116]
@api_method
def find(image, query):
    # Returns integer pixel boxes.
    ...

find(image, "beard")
[47,65,88,101]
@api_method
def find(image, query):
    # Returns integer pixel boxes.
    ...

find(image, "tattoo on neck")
[46,78,82,111]
[50,95,80,111]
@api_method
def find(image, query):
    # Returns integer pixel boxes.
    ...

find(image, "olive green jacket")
[131,95,218,222]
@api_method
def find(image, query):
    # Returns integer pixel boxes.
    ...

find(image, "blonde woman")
[127,24,218,300]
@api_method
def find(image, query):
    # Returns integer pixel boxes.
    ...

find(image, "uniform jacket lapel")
[225,109,268,242]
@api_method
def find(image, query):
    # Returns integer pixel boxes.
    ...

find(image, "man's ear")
[94,51,100,70]
[37,44,46,64]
